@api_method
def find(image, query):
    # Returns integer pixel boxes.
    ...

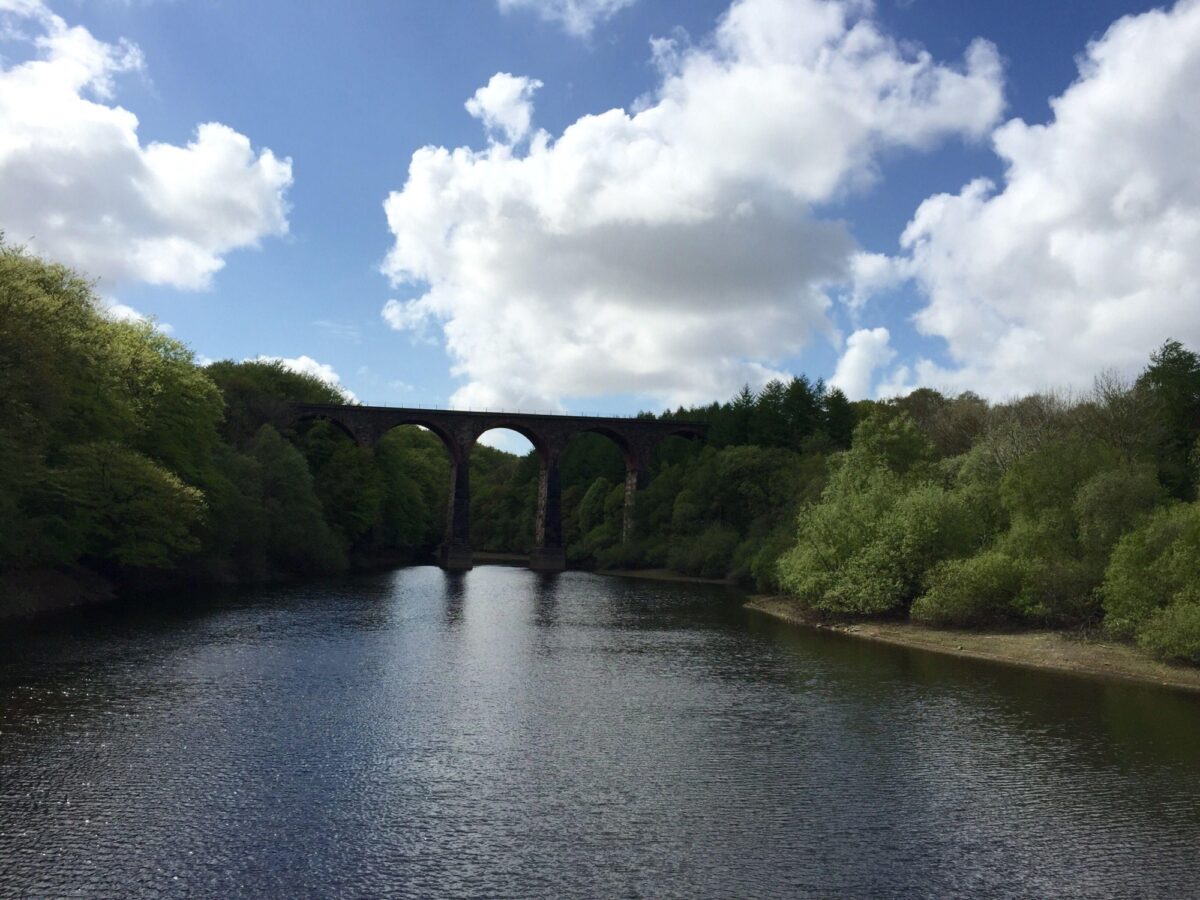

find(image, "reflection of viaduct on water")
[286,403,708,572]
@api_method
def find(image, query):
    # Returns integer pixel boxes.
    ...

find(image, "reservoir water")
[1,566,1199,898]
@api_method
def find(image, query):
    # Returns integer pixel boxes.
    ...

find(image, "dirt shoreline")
[746,596,1200,694]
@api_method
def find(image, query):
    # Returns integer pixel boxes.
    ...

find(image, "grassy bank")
[747,596,1200,694]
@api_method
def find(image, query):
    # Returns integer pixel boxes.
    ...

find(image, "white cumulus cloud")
[465,72,543,144]
[497,0,637,37]
[381,0,1004,410]
[831,326,894,400]
[893,0,1200,398]
[255,355,358,403]
[0,0,292,290]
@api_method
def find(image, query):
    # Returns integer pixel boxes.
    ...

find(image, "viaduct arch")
[283,403,708,572]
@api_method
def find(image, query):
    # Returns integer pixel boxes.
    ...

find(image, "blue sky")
[3,0,1197,428]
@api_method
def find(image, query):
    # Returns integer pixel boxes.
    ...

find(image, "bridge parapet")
[283,403,707,572]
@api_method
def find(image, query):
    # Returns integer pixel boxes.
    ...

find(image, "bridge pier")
[623,447,653,544]
[531,452,565,572]
[440,452,473,571]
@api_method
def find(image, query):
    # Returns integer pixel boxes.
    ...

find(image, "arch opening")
[370,423,453,563]
[292,412,358,446]
[559,430,631,560]
[652,431,706,471]
[470,428,541,560]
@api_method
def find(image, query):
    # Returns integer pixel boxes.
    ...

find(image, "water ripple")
[1,567,1199,898]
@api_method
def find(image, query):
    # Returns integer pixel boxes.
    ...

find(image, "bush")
[667,523,739,579]
[1137,596,1200,665]
[777,465,903,609]
[780,468,984,616]
[826,484,979,615]
[1101,501,1200,637]
[1010,556,1100,626]
[912,551,1021,627]
[1073,463,1166,557]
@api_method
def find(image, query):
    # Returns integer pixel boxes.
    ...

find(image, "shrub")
[1073,463,1167,557]
[667,523,739,579]
[912,551,1021,627]
[1101,501,1200,637]
[777,465,904,609]
[823,483,979,615]
[1137,596,1200,665]
[1010,556,1101,626]
[780,470,983,616]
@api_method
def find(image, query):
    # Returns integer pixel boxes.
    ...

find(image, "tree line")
[0,241,450,591]
[3,240,1198,666]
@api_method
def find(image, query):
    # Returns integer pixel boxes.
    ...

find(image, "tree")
[730,384,756,446]
[247,425,345,575]
[1137,339,1200,498]
[750,379,789,448]
[822,387,856,449]
[206,359,348,447]
[53,442,206,569]
[782,375,822,447]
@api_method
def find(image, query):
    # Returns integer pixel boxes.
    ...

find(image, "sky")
[2,0,1198,445]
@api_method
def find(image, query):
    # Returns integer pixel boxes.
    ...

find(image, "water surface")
[2,566,1199,898]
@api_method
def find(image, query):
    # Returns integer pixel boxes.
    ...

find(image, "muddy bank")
[747,596,1200,694]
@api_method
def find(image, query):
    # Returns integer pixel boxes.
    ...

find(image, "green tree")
[53,442,206,569]
[247,425,346,575]
[1137,339,1200,498]
[750,379,789,448]
[1101,501,1200,638]
[822,387,856,449]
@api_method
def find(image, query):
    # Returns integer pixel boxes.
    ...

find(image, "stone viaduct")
[284,403,708,572]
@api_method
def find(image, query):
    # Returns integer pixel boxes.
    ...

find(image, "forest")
[2,241,1199,665]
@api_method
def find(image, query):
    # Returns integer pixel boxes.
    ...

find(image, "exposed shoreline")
[746,596,1200,694]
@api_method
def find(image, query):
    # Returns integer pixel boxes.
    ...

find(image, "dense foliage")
[775,350,1200,664]
[4,241,1199,667]
[0,242,449,586]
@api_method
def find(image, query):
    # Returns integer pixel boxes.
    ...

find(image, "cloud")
[892,0,1200,398]
[465,72,543,144]
[831,327,894,399]
[255,355,358,403]
[844,251,909,314]
[95,296,173,333]
[496,0,636,37]
[312,319,363,342]
[0,1,292,290]
[382,0,1003,410]
[100,299,147,324]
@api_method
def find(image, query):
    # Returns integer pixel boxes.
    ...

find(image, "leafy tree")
[206,359,347,447]
[1101,501,1200,638]
[247,426,345,575]
[298,421,383,551]
[53,442,206,569]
